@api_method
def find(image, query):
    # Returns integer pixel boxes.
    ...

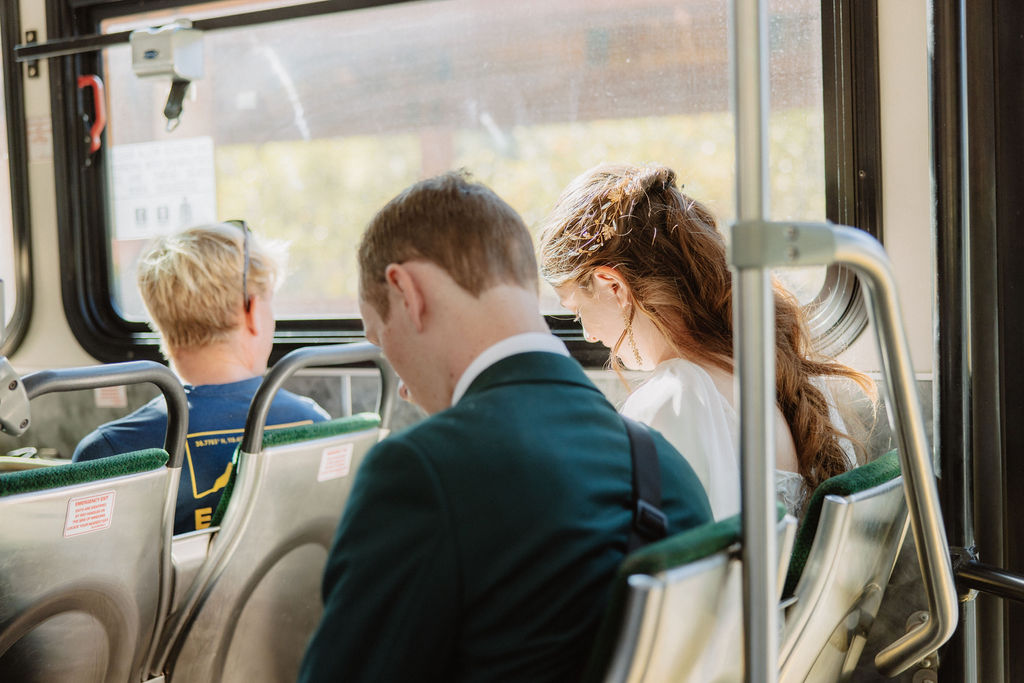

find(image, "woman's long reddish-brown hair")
[538,163,874,490]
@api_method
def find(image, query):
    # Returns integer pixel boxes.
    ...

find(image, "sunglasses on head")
[226,219,252,313]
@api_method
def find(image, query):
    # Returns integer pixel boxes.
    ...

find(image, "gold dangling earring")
[624,308,643,368]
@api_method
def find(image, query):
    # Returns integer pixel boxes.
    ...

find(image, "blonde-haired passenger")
[539,163,874,519]
[73,222,328,534]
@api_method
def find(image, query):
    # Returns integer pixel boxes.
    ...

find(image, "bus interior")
[0,0,1023,681]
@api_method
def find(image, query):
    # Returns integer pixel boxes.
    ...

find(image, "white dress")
[621,358,742,520]
[620,359,854,519]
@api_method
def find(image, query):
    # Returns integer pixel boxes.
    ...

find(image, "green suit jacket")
[299,352,712,682]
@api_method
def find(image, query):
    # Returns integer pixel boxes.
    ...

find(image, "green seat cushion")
[582,503,785,683]
[210,413,381,526]
[783,449,901,596]
[259,412,381,449]
[0,449,169,497]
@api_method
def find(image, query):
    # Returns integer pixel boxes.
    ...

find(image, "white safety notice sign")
[318,443,354,482]
[63,490,116,537]
[110,136,217,240]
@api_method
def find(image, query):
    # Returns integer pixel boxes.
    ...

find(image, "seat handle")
[21,361,188,469]
[830,226,960,676]
[239,342,397,454]
[730,220,960,677]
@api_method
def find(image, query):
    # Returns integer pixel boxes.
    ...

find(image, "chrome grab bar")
[731,221,959,677]
[833,227,959,676]
[20,361,189,467]
[239,341,397,454]
[730,0,779,680]
[731,0,953,674]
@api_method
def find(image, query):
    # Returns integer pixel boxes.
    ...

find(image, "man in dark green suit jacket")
[298,172,712,682]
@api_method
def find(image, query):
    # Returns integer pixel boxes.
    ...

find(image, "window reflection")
[102,0,826,319]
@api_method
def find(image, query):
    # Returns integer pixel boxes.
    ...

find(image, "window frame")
[45,0,881,366]
[0,0,33,356]
[807,0,881,356]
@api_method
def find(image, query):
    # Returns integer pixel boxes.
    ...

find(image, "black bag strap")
[623,416,668,552]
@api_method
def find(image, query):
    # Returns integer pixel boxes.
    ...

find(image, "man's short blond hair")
[137,223,283,352]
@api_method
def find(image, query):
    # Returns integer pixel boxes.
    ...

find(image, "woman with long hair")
[538,163,874,518]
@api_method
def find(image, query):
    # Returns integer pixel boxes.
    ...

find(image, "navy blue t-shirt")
[73,376,329,534]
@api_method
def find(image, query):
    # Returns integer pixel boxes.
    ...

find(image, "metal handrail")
[832,228,960,676]
[731,220,960,676]
[239,341,396,454]
[729,0,956,674]
[956,560,1024,605]
[730,0,778,681]
[20,361,188,468]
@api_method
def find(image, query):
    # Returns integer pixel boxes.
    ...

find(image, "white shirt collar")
[451,332,570,406]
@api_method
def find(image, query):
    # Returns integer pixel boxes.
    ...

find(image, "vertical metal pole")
[341,373,353,417]
[731,1,777,682]
[933,0,978,677]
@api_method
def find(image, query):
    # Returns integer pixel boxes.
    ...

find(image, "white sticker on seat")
[318,443,354,482]
[64,490,116,537]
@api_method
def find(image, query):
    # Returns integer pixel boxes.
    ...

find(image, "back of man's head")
[138,222,281,352]
[358,171,538,319]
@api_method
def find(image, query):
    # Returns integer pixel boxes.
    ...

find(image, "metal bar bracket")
[0,358,30,436]
[729,220,839,269]
[24,30,39,78]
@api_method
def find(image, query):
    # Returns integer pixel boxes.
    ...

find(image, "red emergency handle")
[77,74,107,154]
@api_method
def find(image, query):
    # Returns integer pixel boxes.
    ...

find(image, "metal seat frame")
[779,477,909,682]
[602,514,796,683]
[0,361,187,683]
[152,343,396,683]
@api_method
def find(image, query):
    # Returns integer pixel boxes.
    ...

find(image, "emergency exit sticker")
[318,443,354,482]
[94,385,128,408]
[63,491,116,537]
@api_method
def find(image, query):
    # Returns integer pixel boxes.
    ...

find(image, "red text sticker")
[318,443,354,482]
[63,490,116,537]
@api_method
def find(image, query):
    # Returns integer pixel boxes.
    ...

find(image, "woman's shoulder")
[632,358,727,402]
[622,357,732,422]
[632,357,714,395]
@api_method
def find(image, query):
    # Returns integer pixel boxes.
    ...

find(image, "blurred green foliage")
[209,107,824,316]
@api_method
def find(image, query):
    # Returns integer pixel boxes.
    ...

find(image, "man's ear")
[384,263,427,333]
[242,295,262,336]
[591,266,632,309]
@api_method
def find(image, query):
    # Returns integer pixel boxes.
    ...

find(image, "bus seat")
[152,342,396,683]
[778,450,907,682]
[0,360,188,683]
[584,506,796,683]
[161,423,384,634]
[167,528,217,615]
[156,414,381,683]
[0,451,170,682]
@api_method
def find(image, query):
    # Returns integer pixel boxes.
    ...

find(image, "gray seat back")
[0,451,172,682]
[157,418,380,683]
[0,361,187,683]
[153,343,396,683]
[779,475,908,682]
[597,512,795,683]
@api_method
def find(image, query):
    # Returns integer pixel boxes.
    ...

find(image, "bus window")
[96,0,828,325]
